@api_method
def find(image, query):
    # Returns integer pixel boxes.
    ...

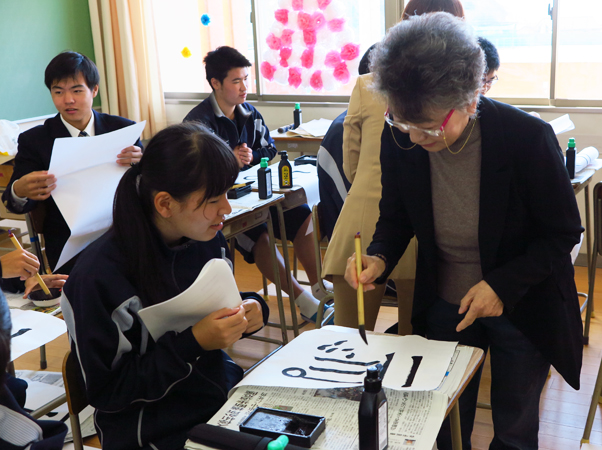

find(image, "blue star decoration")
[201,14,211,26]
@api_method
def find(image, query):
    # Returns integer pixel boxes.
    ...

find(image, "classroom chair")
[62,350,88,450]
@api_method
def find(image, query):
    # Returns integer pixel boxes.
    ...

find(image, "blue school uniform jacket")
[183,92,277,167]
[61,229,268,450]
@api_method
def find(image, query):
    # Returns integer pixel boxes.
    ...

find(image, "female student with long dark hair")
[61,122,268,450]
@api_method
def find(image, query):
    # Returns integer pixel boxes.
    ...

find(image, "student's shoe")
[302,304,335,326]
[312,281,334,301]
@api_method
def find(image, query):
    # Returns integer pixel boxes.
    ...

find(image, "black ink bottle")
[278,151,293,189]
[258,157,273,199]
[293,102,302,129]
[359,365,388,450]
[566,137,576,179]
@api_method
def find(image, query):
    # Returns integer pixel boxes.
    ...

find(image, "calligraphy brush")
[8,230,51,297]
[355,232,368,345]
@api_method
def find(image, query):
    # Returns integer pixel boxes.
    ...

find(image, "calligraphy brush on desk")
[8,230,51,297]
[355,232,368,345]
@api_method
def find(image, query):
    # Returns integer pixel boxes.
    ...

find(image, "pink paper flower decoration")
[280,47,292,60]
[341,43,360,61]
[261,62,276,81]
[333,62,350,83]
[288,67,303,88]
[266,33,282,51]
[327,18,345,32]
[301,48,314,68]
[324,50,341,68]
[297,12,312,30]
[303,29,317,47]
[292,0,304,11]
[317,0,332,9]
[281,28,294,46]
[280,59,289,67]
[274,9,289,25]
[311,12,326,30]
[310,70,323,91]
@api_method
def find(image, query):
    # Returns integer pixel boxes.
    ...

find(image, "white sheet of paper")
[575,147,600,173]
[138,259,242,342]
[286,118,333,137]
[48,121,146,269]
[10,309,66,360]
[548,114,575,135]
[238,326,457,391]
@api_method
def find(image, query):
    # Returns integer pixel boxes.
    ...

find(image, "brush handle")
[8,233,51,296]
[354,235,365,326]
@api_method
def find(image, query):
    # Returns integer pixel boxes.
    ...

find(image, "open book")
[138,259,242,342]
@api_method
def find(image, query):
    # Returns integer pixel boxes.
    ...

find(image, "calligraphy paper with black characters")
[238,326,457,391]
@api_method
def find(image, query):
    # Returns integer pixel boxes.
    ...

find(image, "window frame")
[162,0,602,108]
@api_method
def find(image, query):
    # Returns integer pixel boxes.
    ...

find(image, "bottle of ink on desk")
[258,157,273,199]
[566,137,576,179]
[359,365,388,450]
[278,151,293,189]
[293,103,302,129]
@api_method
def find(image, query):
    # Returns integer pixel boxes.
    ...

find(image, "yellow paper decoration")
[181,47,192,58]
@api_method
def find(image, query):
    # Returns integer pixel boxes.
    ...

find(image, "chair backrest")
[62,350,89,450]
[593,182,602,257]
[311,203,334,329]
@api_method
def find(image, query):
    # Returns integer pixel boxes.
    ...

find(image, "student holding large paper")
[2,51,143,273]
[61,123,268,450]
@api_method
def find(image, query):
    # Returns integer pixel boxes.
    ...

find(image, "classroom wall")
[0,0,98,121]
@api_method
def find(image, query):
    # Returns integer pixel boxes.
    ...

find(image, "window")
[153,0,256,94]
[153,0,602,106]
[464,0,602,105]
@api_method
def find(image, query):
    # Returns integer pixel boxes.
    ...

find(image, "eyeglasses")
[483,74,499,87]
[384,108,455,137]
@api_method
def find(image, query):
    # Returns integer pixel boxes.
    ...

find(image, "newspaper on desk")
[187,327,468,450]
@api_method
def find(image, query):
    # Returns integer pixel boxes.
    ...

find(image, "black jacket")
[367,97,584,389]
[2,111,142,272]
[61,229,268,450]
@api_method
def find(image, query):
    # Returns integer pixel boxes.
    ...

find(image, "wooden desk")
[270,130,322,156]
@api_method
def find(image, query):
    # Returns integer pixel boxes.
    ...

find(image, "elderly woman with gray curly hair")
[345,12,583,450]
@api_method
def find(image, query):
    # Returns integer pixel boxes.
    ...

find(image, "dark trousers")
[426,298,550,450]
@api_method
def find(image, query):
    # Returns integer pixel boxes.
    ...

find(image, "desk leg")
[450,402,463,450]
[276,203,300,337]
[267,211,288,345]
[585,186,593,317]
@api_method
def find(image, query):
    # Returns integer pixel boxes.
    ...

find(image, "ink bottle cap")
[267,435,289,450]
[568,138,575,148]
[364,365,382,393]
[295,103,300,110]
[260,157,269,168]
[280,150,289,159]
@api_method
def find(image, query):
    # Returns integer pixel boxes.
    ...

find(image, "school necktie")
[78,130,89,137]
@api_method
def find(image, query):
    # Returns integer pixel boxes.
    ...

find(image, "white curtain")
[88,0,166,140]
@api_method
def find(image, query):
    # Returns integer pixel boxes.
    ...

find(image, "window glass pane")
[255,0,385,96]
[463,0,552,99]
[556,0,602,100]
[153,0,256,93]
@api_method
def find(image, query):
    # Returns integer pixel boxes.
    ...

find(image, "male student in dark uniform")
[184,46,333,324]
[2,51,143,273]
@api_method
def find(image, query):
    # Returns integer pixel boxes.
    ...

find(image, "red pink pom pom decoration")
[262,0,360,91]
